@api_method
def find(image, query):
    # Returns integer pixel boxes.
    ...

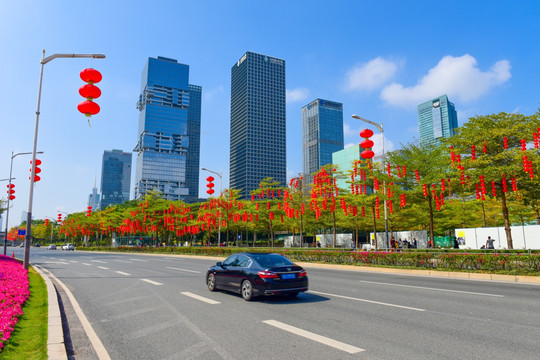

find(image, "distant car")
[19,243,24,248]
[48,244,57,250]
[206,253,308,301]
[34,243,41,247]
[62,243,75,251]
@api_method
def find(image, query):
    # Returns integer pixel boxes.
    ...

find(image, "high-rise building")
[230,51,286,198]
[100,149,132,209]
[418,94,458,147]
[88,185,100,211]
[134,56,202,202]
[302,99,344,183]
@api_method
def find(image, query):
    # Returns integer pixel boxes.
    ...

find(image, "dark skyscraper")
[134,56,201,202]
[230,51,286,198]
[100,149,132,209]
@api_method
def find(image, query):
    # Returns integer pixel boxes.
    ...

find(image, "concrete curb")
[33,265,68,360]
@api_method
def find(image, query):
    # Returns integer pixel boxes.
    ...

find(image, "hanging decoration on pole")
[6,184,15,200]
[57,213,62,223]
[77,68,102,126]
[30,159,42,182]
[206,176,215,195]
[359,128,374,160]
[86,206,92,216]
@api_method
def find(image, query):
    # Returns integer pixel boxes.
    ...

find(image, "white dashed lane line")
[180,292,220,304]
[82,263,92,266]
[308,290,425,311]
[91,260,107,263]
[115,271,131,276]
[130,258,148,262]
[358,280,504,297]
[97,266,109,270]
[166,266,200,273]
[263,320,364,354]
[141,279,163,286]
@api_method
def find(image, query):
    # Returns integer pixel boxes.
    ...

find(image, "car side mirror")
[216,262,223,267]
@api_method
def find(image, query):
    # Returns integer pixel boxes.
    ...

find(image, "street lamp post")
[3,151,43,255]
[23,50,105,269]
[352,114,389,250]
[201,168,222,247]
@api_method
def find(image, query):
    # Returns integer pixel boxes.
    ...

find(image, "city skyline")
[1,1,539,230]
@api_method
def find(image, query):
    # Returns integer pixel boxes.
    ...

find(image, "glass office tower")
[230,51,286,198]
[100,149,132,209]
[134,56,201,202]
[418,94,458,147]
[302,99,344,183]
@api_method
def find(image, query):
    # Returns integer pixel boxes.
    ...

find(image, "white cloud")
[286,87,310,103]
[203,85,225,102]
[345,57,398,91]
[380,54,511,108]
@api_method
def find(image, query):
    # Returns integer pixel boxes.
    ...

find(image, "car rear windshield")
[251,254,294,267]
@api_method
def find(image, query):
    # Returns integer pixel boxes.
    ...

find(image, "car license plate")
[281,273,295,279]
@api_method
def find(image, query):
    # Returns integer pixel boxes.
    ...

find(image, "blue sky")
[1,0,539,229]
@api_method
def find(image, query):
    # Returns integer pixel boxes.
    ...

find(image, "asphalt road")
[11,246,540,359]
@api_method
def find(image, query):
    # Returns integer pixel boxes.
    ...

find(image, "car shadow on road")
[246,292,330,305]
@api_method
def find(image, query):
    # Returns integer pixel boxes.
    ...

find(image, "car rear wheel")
[241,280,254,301]
[207,273,216,291]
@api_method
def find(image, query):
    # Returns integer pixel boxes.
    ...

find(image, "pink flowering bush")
[0,255,30,349]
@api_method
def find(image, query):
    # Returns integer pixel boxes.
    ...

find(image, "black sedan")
[206,253,308,301]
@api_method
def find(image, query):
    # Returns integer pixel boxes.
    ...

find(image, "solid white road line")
[97,266,109,270]
[37,267,112,360]
[166,266,200,273]
[263,320,364,354]
[358,280,504,297]
[180,292,220,304]
[115,271,131,276]
[309,290,425,311]
[141,279,163,286]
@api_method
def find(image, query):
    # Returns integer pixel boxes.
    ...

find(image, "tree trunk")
[535,208,540,225]
[372,206,377,250]
[428,195,434,248]
[500,189,513,249]
[481,201,487,227]
[332,211,336,248]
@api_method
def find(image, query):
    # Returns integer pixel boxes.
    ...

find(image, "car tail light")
[258,270,279,279]
[298,270,307,278]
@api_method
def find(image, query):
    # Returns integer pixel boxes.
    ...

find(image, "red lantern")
[503,137,508,150]
[79,84,102,99]
[80,68,103,84]
[359,129,374,138]
[520,139,527,151]
[471,145,476,160]
[6,183,15,201]
[87,206,92,216]
[360,139,374,148]
[77,101,100,116]
[361,150,374,159]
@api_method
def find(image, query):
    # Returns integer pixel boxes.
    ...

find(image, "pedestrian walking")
[486,236,495,249]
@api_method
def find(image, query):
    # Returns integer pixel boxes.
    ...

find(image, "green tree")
[443,110,540,248]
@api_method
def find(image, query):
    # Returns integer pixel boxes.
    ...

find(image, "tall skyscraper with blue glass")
[302,99,344,183]
[134,56,201,202]
[418,94,458,147]
[230,51,286,198]
[100,149,132,209]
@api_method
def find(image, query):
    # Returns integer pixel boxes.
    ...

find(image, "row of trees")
[4,110,540,249]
